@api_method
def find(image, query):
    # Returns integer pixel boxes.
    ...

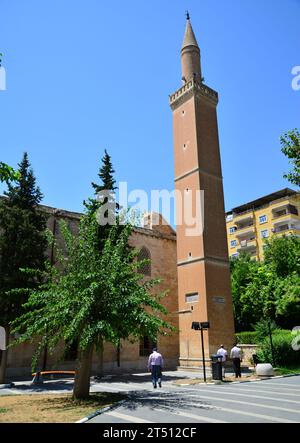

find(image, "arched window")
[137,246,151,276]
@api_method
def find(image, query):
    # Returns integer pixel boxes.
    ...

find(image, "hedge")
[236,329,292,345]
[235,331,260,344]
[256,331,300,367]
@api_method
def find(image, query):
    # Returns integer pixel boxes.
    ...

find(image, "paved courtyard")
[1,372,300,423]
[88,373,300,424]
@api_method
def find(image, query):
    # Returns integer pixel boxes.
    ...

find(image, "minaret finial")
[186,10,190,20]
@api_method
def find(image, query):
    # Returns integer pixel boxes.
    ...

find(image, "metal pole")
[200,327,206,382]
[268,320,276,367]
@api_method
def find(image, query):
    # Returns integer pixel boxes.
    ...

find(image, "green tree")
[281,129,300,187]
[264,235,300,278]
[12,214,174,399]
[0,153,47,383]
[231,236,300,331]
[84,150,119,250]
[0,162,20,183]
[274,273,300,329]
[83,150,129,369]
[230,254,260,331]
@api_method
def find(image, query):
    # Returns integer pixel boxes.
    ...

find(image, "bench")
[31,370,75,382]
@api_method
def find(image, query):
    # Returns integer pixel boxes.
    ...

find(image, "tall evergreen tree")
[0,152,47,382]
[84,150,120,251]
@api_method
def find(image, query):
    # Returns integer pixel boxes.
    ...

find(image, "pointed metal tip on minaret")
[182,13,199,50]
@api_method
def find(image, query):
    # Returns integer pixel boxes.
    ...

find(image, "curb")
[0,383,14,389]
[229,372,300,384]
[175,372,300,387]
[76,399,128,423]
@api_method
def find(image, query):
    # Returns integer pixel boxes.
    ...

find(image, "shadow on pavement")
[12,380,74,393]
[92,373,192,385]
[123,390,214,413]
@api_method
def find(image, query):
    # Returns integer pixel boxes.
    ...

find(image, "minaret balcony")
[169,79,218,110]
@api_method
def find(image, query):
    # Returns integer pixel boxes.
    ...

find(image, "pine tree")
[84,150,120,251]
[0,152,47,382]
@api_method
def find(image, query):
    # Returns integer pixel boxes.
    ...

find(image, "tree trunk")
[117,340,121,367]
[73,344,93,400]
[0,326,10,384]
[97,337,104,378]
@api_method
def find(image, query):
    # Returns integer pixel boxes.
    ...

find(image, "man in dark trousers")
[148,347,163,389]
[230,343,242,378]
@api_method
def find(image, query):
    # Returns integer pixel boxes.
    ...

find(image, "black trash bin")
[211,354,223,381]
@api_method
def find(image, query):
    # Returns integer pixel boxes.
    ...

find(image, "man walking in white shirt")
[230,343,242,378]
[148,347,163,389]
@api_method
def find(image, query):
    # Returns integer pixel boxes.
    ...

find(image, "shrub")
[236,329,291,345]
[253,320,278,342]
[256,331,300,367]
[235,331,260,344]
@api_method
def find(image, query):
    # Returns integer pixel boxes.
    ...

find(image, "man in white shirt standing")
[230,343,242,378]
[217,344,228,378]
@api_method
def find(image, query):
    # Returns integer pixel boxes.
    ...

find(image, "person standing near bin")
[230,343,242,378]
[217,344,228,378]
[148,347,163,389]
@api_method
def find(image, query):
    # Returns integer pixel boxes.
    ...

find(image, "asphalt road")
[88,374,300,424]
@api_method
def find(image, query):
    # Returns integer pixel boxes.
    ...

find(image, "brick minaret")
[170,15,235,367]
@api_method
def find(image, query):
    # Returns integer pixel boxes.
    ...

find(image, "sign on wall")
[213,296,225,305]
[0,326,6,350]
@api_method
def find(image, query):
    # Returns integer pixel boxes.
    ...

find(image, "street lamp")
[192,321,210,382]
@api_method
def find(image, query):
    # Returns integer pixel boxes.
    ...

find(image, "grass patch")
[0,392,126,423]
[274,367,300,376]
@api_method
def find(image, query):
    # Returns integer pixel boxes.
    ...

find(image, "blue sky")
[0,0,299,216]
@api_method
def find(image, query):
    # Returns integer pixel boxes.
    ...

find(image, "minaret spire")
[181,14,202,84]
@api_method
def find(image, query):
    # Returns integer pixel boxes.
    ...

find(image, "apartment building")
[226,188,300,261]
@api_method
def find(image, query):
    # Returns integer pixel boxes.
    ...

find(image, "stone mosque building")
[6,17,235,377]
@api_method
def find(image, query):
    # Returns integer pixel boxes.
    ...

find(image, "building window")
[226,214,233,222]
[185,293,199,303]
[139,336,156,357]
[229,227,236,234]
[137,247,151,276]
[259,215,268,224]
[231,253,239,259]
[261,229,269,239]
[230,240,237,248]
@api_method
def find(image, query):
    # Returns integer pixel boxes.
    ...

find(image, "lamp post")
[268,319,276,367]
[192,321,210,382]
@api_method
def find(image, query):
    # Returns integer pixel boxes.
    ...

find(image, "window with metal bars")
[137,246,151,276]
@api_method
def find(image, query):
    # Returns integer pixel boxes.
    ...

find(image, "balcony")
[235,225,255,238]
[237,240,257,254]
[273,225,300,234]
[234,213,254,224]
[272,204,299,220]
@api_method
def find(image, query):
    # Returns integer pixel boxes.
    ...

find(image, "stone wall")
[238,344,260,367]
